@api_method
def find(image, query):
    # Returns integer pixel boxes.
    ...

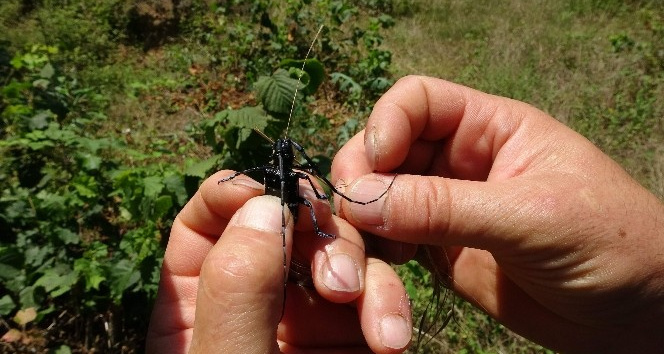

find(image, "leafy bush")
[0,0,399,351]
[0,42,187,351]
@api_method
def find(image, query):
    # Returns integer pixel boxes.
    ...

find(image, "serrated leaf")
[13,307,37,326]
[74,258,105,292]
[255,69,303,114]
[34,269,77,297]
[224,106,272,150]
[185,156,220,178]
[225,106,270,131]
[72,181,96,199]
[142,176,164,198]
[55,228,80,245]
[330,72,362,100]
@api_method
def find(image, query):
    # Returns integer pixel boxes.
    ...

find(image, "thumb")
[338,173,548,251]
[189,195,292,354]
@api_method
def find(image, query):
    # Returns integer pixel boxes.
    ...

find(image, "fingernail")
[365,124,378,168]
[300,183,321,201]
[333,179,347,214]
[231,177,264,191]
[321,252,361,292]
[348,178,389,226]
[229,196,285,234]
[379,314,411,349]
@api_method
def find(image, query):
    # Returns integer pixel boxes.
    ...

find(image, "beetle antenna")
[285,24,324,138]
[253,128,274,144]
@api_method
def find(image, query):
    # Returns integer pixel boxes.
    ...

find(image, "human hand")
[331,76,664,353]
[145,171,414,354]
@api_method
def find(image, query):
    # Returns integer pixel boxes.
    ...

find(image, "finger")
[167,170,264,273]
[358,258,412,353]
[189,195,291,354]
[363,234,418,266]
[278,284,366,347]
[337,172,561,252]
[146,170,263,352]
[362,75,531,179]
[294,178,334,233]
[277,257,414,354]
[289,215,367,304]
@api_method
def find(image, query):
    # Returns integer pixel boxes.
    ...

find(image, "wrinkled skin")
[146,76,664,354]
[332,76,664,353]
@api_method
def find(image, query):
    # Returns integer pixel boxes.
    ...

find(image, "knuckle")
[200,238,282,303]
[385,176,450,243]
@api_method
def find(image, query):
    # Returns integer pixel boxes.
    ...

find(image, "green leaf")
[224,106,273,150]
[40,63,55,79]
[10,54,24,69]
[34,269,77,297]
[142,176,164,198]
[53,345,73,354]
[185,156,220,178]
[108,259,140,302]
[33,78,50,90]
[255,69,303,115]
[280,58,325,95]
[0,248,23,280]
[77,152,102,171]
[28,111,52,130]
[163,172,188,206]
[330,72,362,100]
[55,228,80,245]
[74,258,106,292]
[0,295,16,316]
[152,195,173,219]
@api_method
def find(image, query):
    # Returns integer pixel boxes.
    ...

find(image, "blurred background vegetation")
[0,0,661,353]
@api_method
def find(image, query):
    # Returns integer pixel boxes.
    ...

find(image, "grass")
[385,0,663,352]
[1,0,662,352]
[385,0,663,197]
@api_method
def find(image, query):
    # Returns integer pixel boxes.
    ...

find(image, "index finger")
[334,76,544,184]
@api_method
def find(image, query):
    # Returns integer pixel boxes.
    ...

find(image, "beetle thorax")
[272,138,295,166]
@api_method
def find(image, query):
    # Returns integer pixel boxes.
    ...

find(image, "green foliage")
[570,7,663,164]
[1,0,399,351]
[0,35,191,351]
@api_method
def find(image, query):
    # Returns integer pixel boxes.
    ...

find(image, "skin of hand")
[145,171,413,354]
[331,76,664,353]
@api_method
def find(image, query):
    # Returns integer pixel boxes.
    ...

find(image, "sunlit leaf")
[142,176,164,198]
[34,268,77,297]
[185,156,220,178]
[39,63,55,79]
[54,345,72,354]
[255,69,303,115]
[280,58,325,95]
[13,307,37,326]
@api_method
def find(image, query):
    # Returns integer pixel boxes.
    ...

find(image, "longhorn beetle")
[217,25,395,297]
[217,25,454,351]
